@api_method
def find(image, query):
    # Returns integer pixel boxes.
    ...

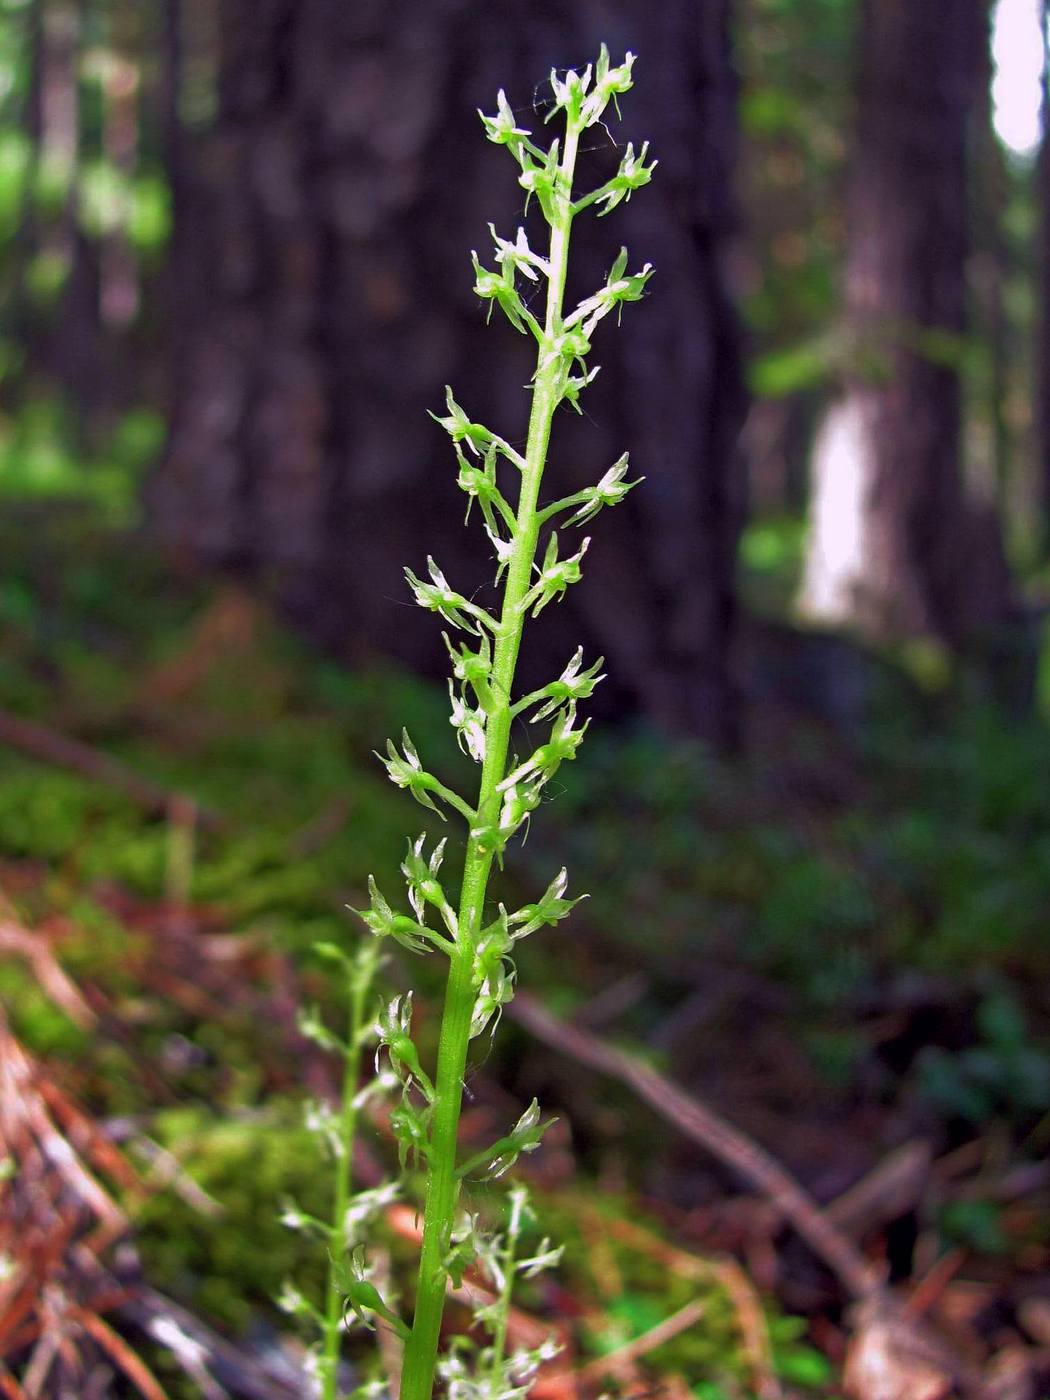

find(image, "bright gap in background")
[992,0,1046,156]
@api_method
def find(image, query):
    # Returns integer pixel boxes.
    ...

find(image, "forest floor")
[0,504,1049,1399]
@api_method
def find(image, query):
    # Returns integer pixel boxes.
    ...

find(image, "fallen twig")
[508,990,883,1301]
[595,1211,781,1400]
[508,995,1000,1398]
[0,709,224,831]
[575,1297,706,1386]
[0,919,97,1029]
[827,1140,932,1241]
[71,1307,173,1400]
[119,1287,308,1400]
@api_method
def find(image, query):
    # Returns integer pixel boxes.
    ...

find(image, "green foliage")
[0,960,90,1057]
[736,0,855,365]
[0,399,164,521]
[76,162,171,252]
[127,173,172,251]
[938,1198,1010,1257]
[545,1200,747,1389]
[748,338,833,397]
[918,984,1050,1126]
[546,693,1050,1004]
[0,492,1048,1390]
[768,1312,835,1389]
[138,1105,333,1332]
[0,127,30,237]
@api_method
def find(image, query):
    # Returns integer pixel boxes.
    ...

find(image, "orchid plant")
[284,46,655,1400]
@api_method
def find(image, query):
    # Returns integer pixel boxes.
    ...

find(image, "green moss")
[137,1103,333,1333]
[0,960,90,1058]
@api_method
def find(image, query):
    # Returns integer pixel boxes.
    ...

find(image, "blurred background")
[1,0,1050,1396]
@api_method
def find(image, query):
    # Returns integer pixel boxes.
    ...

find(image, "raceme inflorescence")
[284,46,655,1400]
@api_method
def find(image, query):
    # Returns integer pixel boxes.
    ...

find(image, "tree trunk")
[800,0,1013,647]
[1037,0,1050,558]
[149,0,747,745]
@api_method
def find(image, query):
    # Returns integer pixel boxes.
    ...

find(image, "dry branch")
[508,990,883,1300]
[509,993,1003,1399]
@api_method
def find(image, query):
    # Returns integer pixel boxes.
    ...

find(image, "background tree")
[1038,0,1050,557]
[799,0,1014,646]
[735,0,854,520]
[0,0,175,464]
[149,0,748,744]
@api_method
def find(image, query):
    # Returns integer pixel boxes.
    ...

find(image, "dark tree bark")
[149,0,747,745]
[800,0,1013,646]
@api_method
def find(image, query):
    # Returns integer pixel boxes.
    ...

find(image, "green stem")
[320,947,377,1400]
[399,120,582,1400]
[487,1192,523,1387]
[535,488,591,527]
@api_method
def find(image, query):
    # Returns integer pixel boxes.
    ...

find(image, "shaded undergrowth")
[1,507,1048,1396]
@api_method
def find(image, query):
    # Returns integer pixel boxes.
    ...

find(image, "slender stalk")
[399,124,583,1400]
[487,1189,525,1387]
[320,945,378,1400]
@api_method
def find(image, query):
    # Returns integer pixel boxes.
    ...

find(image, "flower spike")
[363,48,655,1400]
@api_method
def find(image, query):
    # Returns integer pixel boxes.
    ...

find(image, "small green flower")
[582,44,636,125]
[401,833,458,935]
[375,993,434,1100]
[471,244,541,336]
[544,325,591,376]
[352,873,433,953]
[443,631,497,711]
[478,89,530,148]
[456,442,517,531]
[518,139,560,220]
[561,363,600,413]
[277,1281,312,1318]
[448,681,488,763]
[390,1096,432,1170]
[338,1247,410,1339]
[521,533,590,617]
[594,140,657,216]
[500,705,589,790]
[507,867,585,939]
[528,649,606,721]
[343,1182,401,1248]
[429,386,494,455]
[566,248,654,335]
[547,60,593,126]
[404,557,496,635]
[565,453,642,527]
[297,1004,344,1052]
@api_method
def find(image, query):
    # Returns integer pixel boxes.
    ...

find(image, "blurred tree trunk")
[800,0,1013,647]
[96,27,140,332]
[18,0,109,423]
[1038,0,1050,558]
[971,22,1012,524]
[149,0,748,744]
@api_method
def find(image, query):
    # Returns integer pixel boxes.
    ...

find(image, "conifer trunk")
[800,0,1013,645]
[150,0,747,744]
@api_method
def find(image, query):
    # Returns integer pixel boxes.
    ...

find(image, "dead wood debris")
[509,989,883,1301]
[0,1012,308,1398]
[509,989,1048,1400]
